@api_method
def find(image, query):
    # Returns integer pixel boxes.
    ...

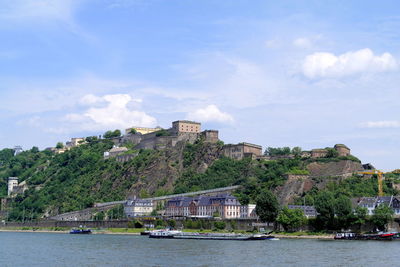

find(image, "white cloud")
[0,0,78,22]
[187,105,234,124]
[293,37,312,48]
[79,94,105,105]
[65,94,156,132]
[302,48,398,78]
[360,120,400,128]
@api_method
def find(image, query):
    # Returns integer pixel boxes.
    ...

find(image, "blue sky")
[0,0,399,170]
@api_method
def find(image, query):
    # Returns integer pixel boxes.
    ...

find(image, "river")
[0,232,397,266]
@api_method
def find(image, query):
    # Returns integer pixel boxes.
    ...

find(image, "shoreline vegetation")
[0,227,334,239]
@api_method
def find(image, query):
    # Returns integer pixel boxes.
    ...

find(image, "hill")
[0,137,397,221]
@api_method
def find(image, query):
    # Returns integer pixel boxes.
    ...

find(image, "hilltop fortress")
[102,120,352,162]
[113,120,219,151]
[47,119,353,164]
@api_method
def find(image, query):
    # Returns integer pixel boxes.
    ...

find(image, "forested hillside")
[1,137,398,221]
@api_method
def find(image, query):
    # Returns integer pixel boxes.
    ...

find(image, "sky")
[0,0,399,171]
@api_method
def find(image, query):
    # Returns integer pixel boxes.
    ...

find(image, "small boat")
[70,228,92,234]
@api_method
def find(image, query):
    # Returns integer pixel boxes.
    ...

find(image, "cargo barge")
[148,230,278,241]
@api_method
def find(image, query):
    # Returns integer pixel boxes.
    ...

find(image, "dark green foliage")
[93,211,105,221]
[133,220,144,228]
[371,204,394,231]
[167,219,176,228]
[287,168,310,175]
[85,136,99,143]
[314,192,354,229]
[334,195,353,228]
[129,128,137,134]
[326,148,339,158]
[255,189,279,222]
[56,142,64,149]
[264,147,291,156]
[214,221,226,230]
[314,191,336,228]
[338,155,361,163]
[291,147,302,157]
[302,175,397,204]
[176,156,302,205]
[155,129,170,137]
[103,130,121,139]
[351,206,368,229]
[107,204,125,220]
[183,141,202,167]
[334,195,352,218]
[0,148,14,164]
[4,141,162,220]
[155,219,166,228]
[277,206,307,231]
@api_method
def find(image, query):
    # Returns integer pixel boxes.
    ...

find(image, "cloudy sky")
[0,0,399,170]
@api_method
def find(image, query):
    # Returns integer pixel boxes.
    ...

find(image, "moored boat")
[148,230,277,241]
[140,230,151,236]
[334,232,396,240]
[69,228,92,234]
[148,229,182,238]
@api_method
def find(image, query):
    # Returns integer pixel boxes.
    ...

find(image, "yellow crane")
[358,170,384,197]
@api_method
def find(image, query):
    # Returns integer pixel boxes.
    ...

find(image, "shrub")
[214,221,226,230]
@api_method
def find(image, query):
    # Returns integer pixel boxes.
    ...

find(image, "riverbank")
[0,227,333,239]
[274,233,334,239]
[0,227,141,235]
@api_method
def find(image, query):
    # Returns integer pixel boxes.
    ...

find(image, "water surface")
[0,232,397,266]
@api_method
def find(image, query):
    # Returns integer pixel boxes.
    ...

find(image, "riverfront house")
[124,197,153,217]
[165,194,257,219]
[355,196,400,216]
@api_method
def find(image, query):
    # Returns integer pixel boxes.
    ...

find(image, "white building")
[124,197,153,217]
[240,204,257,218]
[7,177,19,196]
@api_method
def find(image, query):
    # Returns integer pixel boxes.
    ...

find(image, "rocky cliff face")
[307,160,364,178]
[122,141,223,197]
[276,160,364,205]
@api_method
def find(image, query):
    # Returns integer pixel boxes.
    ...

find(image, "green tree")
[371,204,394,231]
[134,220,144,228]
[351,206,368,230]
[103,130,121,139]
[255,189,279,222]
[129,128,137,134]
[326,148,339,158]
[85,136,98,143]
[314,191,335,228]
[277,206,307,231]
[167,219,176,228]
[291,147,302,157]
[56,142,64,149]
[214,221,226,230]
[155,129,170,137]
[30,147,39,153]
[264,147,291,156]
[107,204,125,220]
[93,211,105,221]
[334,195,353,228]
